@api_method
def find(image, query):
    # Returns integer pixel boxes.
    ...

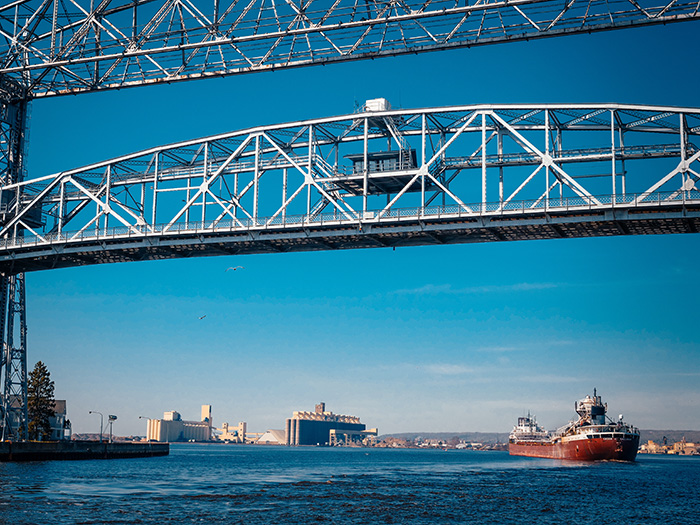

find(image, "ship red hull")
[509,435,639,461]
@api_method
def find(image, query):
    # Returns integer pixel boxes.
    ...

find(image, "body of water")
[0,444,697,524]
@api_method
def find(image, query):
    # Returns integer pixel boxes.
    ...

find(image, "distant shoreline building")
[639,438,699,455]
[50,400,71,441]
[219,421,247,443]
[257,429,286,445]
[146,405,212,442]
[145,405,249,443]
[285,402,377,446]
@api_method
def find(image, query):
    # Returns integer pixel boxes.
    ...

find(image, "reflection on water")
[0,445,697,524]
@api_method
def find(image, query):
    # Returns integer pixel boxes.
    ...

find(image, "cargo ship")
[508,389,640,461]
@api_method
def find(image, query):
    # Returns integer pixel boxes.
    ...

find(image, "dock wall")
[0,441,169,461]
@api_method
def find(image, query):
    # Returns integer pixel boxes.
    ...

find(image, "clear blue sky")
[25,22,700,437]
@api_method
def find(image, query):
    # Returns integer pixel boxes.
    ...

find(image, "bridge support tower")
[0,74,29,441]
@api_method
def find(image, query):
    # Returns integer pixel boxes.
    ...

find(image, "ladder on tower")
[383,116,413,170]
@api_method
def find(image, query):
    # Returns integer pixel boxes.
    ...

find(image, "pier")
[0,441,169,462]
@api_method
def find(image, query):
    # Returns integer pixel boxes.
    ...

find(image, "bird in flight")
[226,266,245,272]
[198,315,207,320]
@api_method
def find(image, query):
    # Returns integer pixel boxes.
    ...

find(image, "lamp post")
[139,416,151,441]
[108,415,117,443]
[88,411,103,443]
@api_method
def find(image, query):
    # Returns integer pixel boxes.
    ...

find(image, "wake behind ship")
[509,389,640,461]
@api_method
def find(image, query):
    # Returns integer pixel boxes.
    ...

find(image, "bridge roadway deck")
[1,199,699,274]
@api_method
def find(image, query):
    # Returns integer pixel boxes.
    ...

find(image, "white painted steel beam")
[0,103,699,272]
[0,1,699,97]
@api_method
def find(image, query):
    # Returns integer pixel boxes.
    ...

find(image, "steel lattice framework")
[0,0,699,97]
[0,271,26,440]
[0,102,699,273]
[0,74,27,439]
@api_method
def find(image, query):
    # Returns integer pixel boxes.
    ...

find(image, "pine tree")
[27,361,55,441]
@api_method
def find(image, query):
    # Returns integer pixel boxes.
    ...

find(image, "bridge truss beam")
[0,0,699,97]
[1,102,699,273]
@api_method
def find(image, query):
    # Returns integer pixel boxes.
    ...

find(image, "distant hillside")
[72,433,145,442]
[381,430,700,445]
[379,432,508,444]
[639,430,700,444]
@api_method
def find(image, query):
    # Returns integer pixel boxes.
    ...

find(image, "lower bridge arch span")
[2,102,700,274]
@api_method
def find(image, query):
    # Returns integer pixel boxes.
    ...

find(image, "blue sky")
[25,22,700,436]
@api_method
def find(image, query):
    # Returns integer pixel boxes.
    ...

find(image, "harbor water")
[1,444,698,524]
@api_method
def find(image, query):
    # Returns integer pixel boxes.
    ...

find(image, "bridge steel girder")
[0,0,698,98]
[1,103,700,274]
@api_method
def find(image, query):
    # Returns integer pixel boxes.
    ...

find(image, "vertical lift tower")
[0,75,29,440]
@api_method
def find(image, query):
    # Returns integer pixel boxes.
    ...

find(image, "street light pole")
[139,416,152,442]
[88,411,103,443]
[108,415,117,443]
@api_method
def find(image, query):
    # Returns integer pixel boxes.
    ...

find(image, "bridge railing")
[441,143,695,168]
[2,190,700,251]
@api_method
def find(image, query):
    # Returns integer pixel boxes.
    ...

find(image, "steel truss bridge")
[1,103,700,274]
[1,1,699,441]
[0,0,699,96]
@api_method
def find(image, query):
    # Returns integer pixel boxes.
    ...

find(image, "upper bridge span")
[2,101,699,274]
[0,0,699,97]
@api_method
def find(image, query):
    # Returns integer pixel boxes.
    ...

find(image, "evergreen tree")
[27,361,55,441]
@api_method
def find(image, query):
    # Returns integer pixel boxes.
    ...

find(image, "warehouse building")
[256,429,286,445]
[218,421,247,443]
[146,405,212,442]
[285,402,376,446]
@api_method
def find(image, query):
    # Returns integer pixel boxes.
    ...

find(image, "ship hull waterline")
[509,435,640,461]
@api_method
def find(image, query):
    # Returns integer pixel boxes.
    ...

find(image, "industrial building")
[285,402,377,446]
[329,427,378,447]
[145,405,250,443]
[256,429,286,445]
[218,421,247,443]
[146,405,212,442]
